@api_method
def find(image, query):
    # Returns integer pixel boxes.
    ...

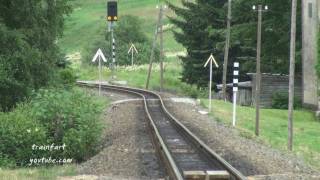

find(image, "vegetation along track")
[78,81,247,180]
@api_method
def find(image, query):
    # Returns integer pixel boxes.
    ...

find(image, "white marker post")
[128,43,138,66]
[204,54,219,112]
[92,48,107,96]
[233,62,239,126]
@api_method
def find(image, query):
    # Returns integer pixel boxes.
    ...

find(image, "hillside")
[58,0,183,56]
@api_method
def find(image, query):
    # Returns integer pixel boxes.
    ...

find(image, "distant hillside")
[58,0,183,55]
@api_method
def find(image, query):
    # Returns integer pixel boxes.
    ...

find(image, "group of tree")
[168,0,302,88]
[83,15,159,66]
[0,0,72,111]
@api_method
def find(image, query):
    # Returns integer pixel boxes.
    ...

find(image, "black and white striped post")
[111,26,116,79]
[233,62,239,126]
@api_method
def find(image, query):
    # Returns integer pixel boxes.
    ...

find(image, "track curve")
[78,81,247,180]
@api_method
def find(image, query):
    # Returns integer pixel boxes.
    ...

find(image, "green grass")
[201,99,320,170]
[59,0,184,54]
[0,165,76,180]
[77,59,201,96]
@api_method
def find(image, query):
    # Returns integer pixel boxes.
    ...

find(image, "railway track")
[78,81,247,180]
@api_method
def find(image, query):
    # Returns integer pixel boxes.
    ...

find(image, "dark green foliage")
[0,105,48,167]
[83,15,159,66]
[0,88,106,167]
[168,0,227,88]
[168,0,302,88]
[57,68,77,85]
[0,0,72,111]
[30,88,105,162]
[272,91,302,109]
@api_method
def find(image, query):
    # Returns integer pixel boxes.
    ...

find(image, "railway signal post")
[128,43,138,66]
[92,49,107,96]
[107,1,118,79]
[204,54,219,112]
[232,62,239,126]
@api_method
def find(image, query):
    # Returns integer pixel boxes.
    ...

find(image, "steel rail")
[78,82,183,180]
[77,81,247,180]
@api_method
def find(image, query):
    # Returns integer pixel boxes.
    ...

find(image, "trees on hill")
[168,0,302,88]
[83,15,159,66]
[0,0,72,111]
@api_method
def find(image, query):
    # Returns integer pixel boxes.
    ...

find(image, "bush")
[0,105,48,166]
[272,91,302,109]
[0,88,106,167]
[30,88,106,162]
[57,68,77,85]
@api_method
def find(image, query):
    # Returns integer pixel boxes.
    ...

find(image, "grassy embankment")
[201,100,320,170]
[0,166,76,180]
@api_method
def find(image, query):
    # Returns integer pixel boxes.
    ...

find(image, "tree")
[169,0,302,88]
[168,0,228,88]
[0,0,72,111]
[83,15,159,66]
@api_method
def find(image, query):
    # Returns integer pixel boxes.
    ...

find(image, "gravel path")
[161,93,320,180]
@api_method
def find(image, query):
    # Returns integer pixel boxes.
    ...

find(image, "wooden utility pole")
[255,5,263,136]
[288,0,298,151]
[222,0,232,101]
[252,4,268,136]
[146,5,164,89]
[159,6,164,92]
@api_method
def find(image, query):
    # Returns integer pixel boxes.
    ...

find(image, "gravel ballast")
[161,93,320,179]
[74,89,165,179]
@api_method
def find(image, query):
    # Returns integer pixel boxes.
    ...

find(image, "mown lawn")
[0,165,76,180]
[201,99,320,170]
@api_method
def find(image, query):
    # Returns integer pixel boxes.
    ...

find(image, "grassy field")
[0,165,76,180]
[201,100,320,170]
[58,0,184,54]
[77,58,203,97]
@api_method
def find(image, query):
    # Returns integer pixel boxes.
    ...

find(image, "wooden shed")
[217,73,303,108]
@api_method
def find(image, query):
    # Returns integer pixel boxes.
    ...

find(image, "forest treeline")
[169,0,302,88]
[0,0,72,110]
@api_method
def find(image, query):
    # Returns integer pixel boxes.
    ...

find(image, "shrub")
[272,91,302,109]
[0,105,48,166]
[30,88,106,162]
[0,88,106,167]
[57,68,77,85]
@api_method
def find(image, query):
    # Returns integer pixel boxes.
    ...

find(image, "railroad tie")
[183,170,230,180]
